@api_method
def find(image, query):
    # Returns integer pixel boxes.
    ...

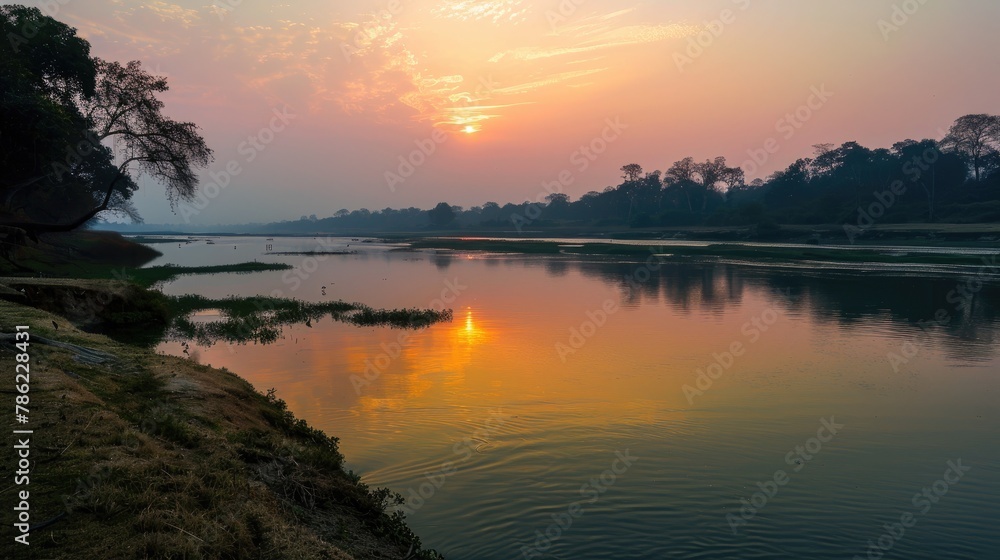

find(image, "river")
[144,235,999,560]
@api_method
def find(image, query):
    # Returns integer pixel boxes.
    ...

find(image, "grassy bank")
[123,262,293,288]
[125,236,193,244]
[0,293,442,559]
[406,238,999,267]
[0,233,446,558]
[0,231,162,277]
[0,232,292,287]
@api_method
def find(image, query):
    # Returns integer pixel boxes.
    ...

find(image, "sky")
[14,0,1000,225]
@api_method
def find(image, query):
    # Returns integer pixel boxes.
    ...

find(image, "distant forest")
[267,114,1000,236]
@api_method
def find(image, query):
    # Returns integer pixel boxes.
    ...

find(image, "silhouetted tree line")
[268,115,1000,235]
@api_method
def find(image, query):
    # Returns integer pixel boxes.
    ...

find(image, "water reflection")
[431,252,454,270]
[565,257,1000,359]
[150,240,1000,560]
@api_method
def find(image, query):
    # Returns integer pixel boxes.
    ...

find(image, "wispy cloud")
[490,22,702,62]
[432,0,530,25]
[489,68,608,96]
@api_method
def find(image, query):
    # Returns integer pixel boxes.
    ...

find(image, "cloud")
[490,23,702,62]
[431,0,530,25]
[131,1,200,26]
[489,68,608,95]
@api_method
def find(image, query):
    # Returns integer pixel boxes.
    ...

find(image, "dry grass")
[0,297,441,559]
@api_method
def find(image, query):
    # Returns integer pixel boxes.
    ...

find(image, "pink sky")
[16,0,1000,224]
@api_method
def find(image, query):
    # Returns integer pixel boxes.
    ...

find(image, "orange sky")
[16,0,1000,224]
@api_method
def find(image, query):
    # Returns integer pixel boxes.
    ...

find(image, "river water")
[146,235,1000,559]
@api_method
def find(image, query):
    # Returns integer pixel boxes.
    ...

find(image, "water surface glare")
[149,236,1000,559]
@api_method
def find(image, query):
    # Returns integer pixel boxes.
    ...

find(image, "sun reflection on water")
[457,307,487,345]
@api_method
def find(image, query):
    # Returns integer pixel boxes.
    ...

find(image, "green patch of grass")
[127,236,192,244]
[168,294,452,345]
[265,250,358,256]
[123,262,294,288]
[122,369,166,397]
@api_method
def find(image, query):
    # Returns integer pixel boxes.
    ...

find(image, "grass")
[406,238,999,267]
[170,294,453,345]
[125,236,193,244]
[0,296,444,559]
[3,250,451,347]
[265,250,359,256]
[0,278,453,347]
[122,262,293,288]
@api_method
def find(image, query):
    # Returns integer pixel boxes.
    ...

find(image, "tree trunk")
[0,172,124,241]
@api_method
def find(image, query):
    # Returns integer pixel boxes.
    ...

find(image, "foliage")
[0,5,212,242]
[169,294,453,346]
[427,202,456,228]
[122,262,293,288]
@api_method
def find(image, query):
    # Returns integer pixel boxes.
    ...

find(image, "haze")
[27,0,1000,225]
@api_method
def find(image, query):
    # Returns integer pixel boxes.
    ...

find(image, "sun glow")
[463,125,479,134]
[456,308,487,345]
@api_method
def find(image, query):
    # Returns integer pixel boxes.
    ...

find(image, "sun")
[463,125,479,134]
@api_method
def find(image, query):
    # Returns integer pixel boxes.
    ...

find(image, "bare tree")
[941,114,1000,182]
[82,60,213,208]
[6,60,213,237]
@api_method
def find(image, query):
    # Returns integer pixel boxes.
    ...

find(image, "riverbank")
[404,238,999,268]
[0,232,442,558]
[0,231,162,277]
[0,286,441,559]
[102,222,1000,247]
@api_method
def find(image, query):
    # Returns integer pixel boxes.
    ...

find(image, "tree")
[942,114,1000,182]
[694,157,730,210]
[720,165,746,193]
[1,6,98,224]
[821,141,873,210]
[810,143,836,176]
[620,163,643,183]
[428,202,455,227]
[764,158,812,209]
[545,193,570,205]
[664,157,697,184]
[544,193,571,220]
[77,59,213,220]
[0,7,212,244]
[892,139,967,222]
[664,157,699,212]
